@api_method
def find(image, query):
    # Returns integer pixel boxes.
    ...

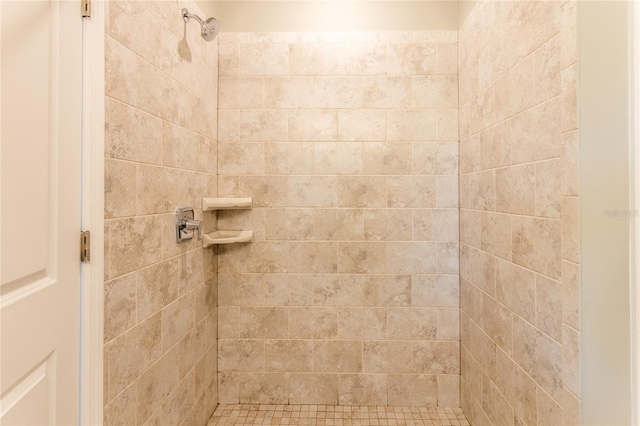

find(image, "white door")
[0,1,82,424]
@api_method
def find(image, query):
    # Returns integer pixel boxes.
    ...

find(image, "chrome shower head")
[182,8,219,42]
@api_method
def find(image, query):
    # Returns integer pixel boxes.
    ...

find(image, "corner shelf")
[202,197,252,211]
[201,197,254,247]
[202,230,254,247]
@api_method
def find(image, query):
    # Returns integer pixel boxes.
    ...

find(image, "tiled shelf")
[202,230,254,247]
[202,197,254,247]
[202,197,252,211]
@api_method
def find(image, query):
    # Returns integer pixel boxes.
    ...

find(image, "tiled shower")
[103,1,580,425]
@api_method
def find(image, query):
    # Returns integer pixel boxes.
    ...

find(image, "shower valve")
[175,207,202,243]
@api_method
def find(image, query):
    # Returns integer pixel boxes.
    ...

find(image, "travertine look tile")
[388,43,436,75]
[104,273,137,342]
[265,143,314,175]
[264,274,314,306]
[512,217,562,279]
[362,143,412,175]
[338,109,387,141]
[388,308,437,340]
[217,274,264,307]
[438,308,460,340]
[536,275,563,342]
[537,386,564,426]
[363,275,411,307]
[314,209,364,241]
[387,110,437,142]
[313,275,364,306]
[412,342,459,374]
[512,316,563,401]
[314,142,362,175]
[105,160,137,219]
[388,375,437,406]
[289,109,337,141]
[481,374,514,426]
[289,374,339,404]
[563,324,580,396]
[338,308,387,339]
[495,164,535,215]
[265,340,313,372]
[239,176,289,207]
[413,143,459,175]
[495,258,536,323]
[104,383,136,426]
[362,77,412,108]
[108,216,162,278]
[562,260,580,329]
[510,99,561,164]
[412,274,459,307]
[388,242,437,274]
[288,176,338,207]
[214,30,461,409]
[414,209,459,242]
[313,76,363,108]
[339,374,387,405]
[387,177,437,208]
[437,375,460,406]
[362,341,413,373]
[265,76,314,108]
[106,313,162,400]
[289,307,338,339]
[480,212,512,260]
[239,307,288,339]
[161,293,195,351]
[437,175,459,208]
[238,43,289,75]
[561,64,578,132]
[218,340,265,372]
[265,208,314,240]
[412,76,458,108]
[136,258,180,322]
[337,176,387,208]
[338,242,387,274]
[218,241,289,273]
[105,97,163,165]
[562,196,580,263]
[481,294,512,354]
[218,76,264,109]
[314,341,363,373]
[364,209,412,241]
[289,242,338,273]
[218,143,265,175]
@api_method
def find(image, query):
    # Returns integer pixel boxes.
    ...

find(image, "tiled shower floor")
[208,404,469,426]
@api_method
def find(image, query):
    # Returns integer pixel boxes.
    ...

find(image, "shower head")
[182,8,219,42]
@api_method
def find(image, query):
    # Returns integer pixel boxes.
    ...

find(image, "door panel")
[0,1,82,424]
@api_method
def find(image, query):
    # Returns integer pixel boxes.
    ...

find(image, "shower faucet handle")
[180,218,203,240]
[175,207,202,243]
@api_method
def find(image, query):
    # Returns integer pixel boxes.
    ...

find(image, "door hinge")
[81,0,91,18]
[80,231,91,263]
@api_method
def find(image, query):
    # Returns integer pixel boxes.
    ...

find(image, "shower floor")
[207,404,469,426]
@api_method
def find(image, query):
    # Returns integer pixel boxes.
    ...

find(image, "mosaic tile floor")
[208,404,469,426]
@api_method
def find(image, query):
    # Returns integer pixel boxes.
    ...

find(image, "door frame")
[633,0,640,422]
[80,0,105,424]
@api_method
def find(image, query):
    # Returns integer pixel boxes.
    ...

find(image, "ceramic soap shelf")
[201,197,254,246]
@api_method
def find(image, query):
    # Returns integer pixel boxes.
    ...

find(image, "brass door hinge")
[80,231,91,263]
[82,0,91,18]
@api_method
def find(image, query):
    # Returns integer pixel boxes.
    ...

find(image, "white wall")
[579,1,633,424]
[197,0,458,31]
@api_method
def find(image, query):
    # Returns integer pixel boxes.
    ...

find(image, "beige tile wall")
[103,1,219,424]
[458,1,580,424]
[216,31,460,406]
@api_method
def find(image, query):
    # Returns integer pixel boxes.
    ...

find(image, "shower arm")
[182,8,204,26]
